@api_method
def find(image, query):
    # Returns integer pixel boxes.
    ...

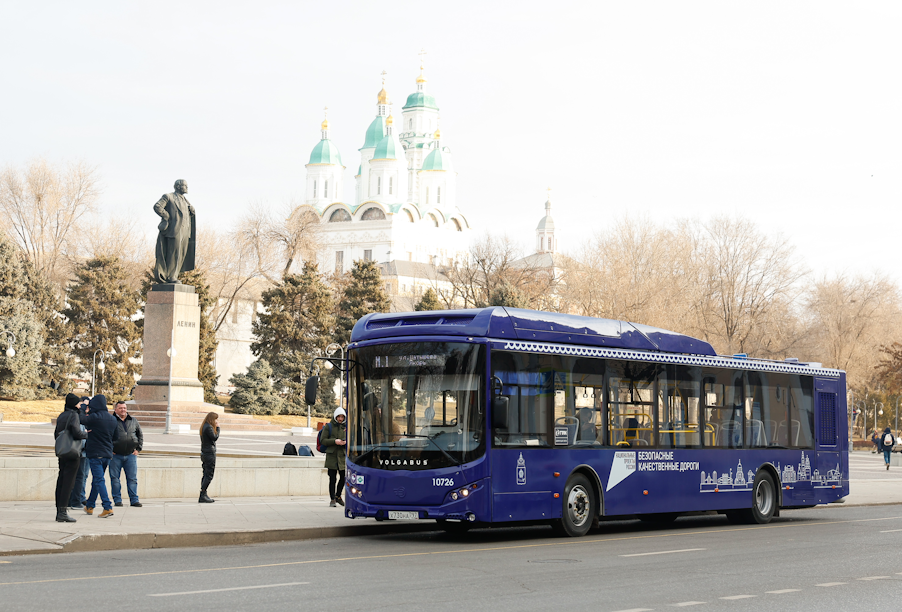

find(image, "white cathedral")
[213,59,561,391]
[294,61,471,279]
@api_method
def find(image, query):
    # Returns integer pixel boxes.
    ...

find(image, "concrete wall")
[0,457,330,502]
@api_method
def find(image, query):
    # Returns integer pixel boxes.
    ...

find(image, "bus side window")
[607,360,655,447]
[659,365,701,449]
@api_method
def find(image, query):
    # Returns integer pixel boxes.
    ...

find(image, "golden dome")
[321,118,329,130]
[433,128,441,139]
[416,72,427,84]
[377,87,389,104]
[386,114,394,126]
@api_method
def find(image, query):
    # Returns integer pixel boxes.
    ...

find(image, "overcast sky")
[2,1,900,285]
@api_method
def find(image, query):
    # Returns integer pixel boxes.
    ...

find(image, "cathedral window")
[389,177,393,195]
[313,180,317,199]
[324,181,328,198]
[541,237,545,251]
[328,209,351,223]
[425,187,429,204]
[377,177,381,195]
[361,207,386,221]
[335,251,344,274]
[409,119,413,130]
[364,249,373,261]
[437,187,441,204]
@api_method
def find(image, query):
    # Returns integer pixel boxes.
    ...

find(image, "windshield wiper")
[396,433,462,467]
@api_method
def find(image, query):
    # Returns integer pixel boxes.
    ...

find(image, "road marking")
[671,602,706,607]
[620,548,705,557]
[148,581,309,597]
[0,561,10,564]
[611,609,652,612]
[766,589,801,594]
[719,595,755,600]
[857,576,890,581]
[880,529,902,533]
[1,515,900,587]
[816,582,847,587]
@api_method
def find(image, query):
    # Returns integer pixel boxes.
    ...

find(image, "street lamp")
[0,330,15,358]
[92,349,109,396]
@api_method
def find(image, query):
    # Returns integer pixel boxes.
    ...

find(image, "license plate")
[388,511,420,520]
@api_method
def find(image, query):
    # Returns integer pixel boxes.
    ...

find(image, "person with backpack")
[322,407,347,507]
[880,427,895,470]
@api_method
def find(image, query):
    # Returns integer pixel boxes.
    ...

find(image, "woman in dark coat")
[323,407,347,507]
[54,393,87,522]
[199,412,220,503]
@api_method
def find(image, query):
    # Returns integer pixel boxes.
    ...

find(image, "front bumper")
[344,478,491,522]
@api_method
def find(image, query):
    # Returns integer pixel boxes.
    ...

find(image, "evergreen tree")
[140,267,220,404]
[0,236,73,394]
[414,288,443,311]
[252,263,335,415]
[489,281,528,308]
[335,259,391,345]
[64,256,141,402]
[228,359,284,415]
[0,296,44,400]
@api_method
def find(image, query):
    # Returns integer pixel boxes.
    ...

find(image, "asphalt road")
[2,504,901,612]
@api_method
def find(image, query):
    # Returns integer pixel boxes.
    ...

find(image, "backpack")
[884,433,894,447]
[316,422,332,454]
[282,442,298,456]
[297,444,314,457]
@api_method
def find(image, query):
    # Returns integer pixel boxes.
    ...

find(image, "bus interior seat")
[719,421,742,447]
[746,419,765,447]
[555,416,579,445]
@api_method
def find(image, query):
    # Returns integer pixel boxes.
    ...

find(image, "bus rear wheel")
[727,471,777,525]
[553,474,595,537]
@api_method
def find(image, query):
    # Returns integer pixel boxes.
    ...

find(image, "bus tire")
[728,471,777,525]
[553,474,595,537]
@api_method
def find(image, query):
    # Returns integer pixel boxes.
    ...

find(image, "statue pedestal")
[131,284,223,422]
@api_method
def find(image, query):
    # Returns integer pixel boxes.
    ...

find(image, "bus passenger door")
[814,377,844,500]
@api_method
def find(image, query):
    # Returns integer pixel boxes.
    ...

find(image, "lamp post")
[92,349,108,396]
[165,326,176,434]
[0,330,15,358]
[876,401,885,432]
[896,397,899,434]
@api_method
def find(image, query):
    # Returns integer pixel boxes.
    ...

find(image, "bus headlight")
[451,492,459,500]
[460,488,470,497]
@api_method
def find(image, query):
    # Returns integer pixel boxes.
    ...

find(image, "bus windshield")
[347,342,486,470]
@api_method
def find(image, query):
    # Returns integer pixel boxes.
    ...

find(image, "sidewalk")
[0,496,434,556]
[1,451,899,556]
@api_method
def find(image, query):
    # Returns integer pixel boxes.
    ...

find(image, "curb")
[0,522,441,557]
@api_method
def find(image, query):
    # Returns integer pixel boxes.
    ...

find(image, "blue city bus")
[335,307,848,536]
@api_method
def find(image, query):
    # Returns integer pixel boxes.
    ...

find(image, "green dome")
[372,134,398,160]
[420,147,447,171]
[308,139,342,165]
[362,116,385,148]
[402,92,439,110]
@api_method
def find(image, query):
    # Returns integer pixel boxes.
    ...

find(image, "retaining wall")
[0,457,330,501]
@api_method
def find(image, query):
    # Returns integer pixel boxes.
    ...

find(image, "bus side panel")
[491,447,848,520]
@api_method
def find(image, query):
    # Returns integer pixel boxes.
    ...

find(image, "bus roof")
[351,307,717,356]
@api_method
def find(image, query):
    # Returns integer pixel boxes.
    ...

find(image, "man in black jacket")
[81,395,120,518]
[67,396,91,509]
[110,401,143,507]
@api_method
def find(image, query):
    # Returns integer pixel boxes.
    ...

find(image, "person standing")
[110,401,143,507]
[880,427,895,471]
[872,430,880,453]
[82,395,120,518]
[199,412,219,503]
[54,393,88,523]
[67,396,90,509]
[323,407,347,507]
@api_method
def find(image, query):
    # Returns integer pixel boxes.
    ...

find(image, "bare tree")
[445,233,559,309]
[805,273,901,388]
[71,214,153,289]
[696,216,807,356]
[0,159,100,284]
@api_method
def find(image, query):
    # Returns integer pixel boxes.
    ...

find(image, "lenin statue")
[153,179,196,284]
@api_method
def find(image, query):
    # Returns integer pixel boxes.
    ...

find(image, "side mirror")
[305,376,320,406]
[492,396,509,430]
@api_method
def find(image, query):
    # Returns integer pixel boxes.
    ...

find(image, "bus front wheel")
[727,471,777,525]
[553,474,595,537]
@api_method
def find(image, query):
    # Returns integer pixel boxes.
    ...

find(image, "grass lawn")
[0,398,331,428]
[0,399,64,422]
